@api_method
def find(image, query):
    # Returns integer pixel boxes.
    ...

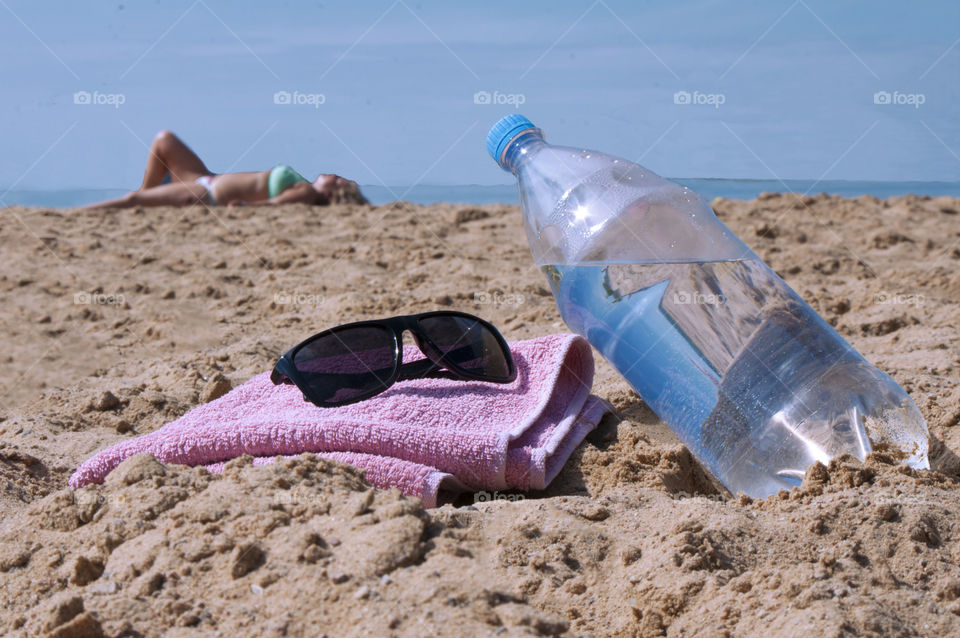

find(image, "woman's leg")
[84,182,210,209]
[139,130,212,190]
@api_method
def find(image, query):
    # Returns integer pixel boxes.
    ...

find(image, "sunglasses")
[271,311,517,408]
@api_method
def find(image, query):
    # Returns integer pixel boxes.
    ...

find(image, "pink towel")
[70,334,612,507]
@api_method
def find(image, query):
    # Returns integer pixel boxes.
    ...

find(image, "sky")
[1,0,958,193]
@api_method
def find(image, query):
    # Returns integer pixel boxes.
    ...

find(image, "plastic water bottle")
[486,114,929,498]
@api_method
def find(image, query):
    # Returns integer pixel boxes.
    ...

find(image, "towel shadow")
[518,394,724,503]
[440,411,621,508]
[544,410,622,498]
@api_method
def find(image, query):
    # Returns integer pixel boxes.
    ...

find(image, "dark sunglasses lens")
[292,325,396,405]
[417,315,512,380]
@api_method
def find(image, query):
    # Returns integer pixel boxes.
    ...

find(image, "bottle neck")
[499,128,545,174]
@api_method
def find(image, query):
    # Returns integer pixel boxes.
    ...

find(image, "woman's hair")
[322,179,368,205]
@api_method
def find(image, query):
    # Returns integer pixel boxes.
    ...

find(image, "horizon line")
[5,177,960,193]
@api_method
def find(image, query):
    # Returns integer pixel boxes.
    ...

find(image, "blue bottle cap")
[486,114,536,165]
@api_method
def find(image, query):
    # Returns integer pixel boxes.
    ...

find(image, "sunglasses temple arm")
[271,356,298,385]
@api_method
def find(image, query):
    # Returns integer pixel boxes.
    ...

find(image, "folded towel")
[70,334,612,507]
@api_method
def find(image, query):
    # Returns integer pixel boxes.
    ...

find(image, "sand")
[0,193,958,636]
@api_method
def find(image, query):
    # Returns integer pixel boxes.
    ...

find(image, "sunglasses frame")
[271,310,517,408]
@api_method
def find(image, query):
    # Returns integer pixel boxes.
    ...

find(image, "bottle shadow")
[928,436,960,480]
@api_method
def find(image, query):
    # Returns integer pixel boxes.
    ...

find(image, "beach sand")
[1,194,959,636]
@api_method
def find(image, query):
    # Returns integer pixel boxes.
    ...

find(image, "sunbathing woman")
[85,130,367,208]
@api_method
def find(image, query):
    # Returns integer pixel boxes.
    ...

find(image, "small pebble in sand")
[201,374,232,403]
[93,391,120,411]
[231,542,265,579]
[70,556,104,586]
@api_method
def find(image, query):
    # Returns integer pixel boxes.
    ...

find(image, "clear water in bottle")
[544,258,928,497]
[486,114,930,497]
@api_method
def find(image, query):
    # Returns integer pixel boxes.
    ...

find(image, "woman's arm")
[233,182,318,206]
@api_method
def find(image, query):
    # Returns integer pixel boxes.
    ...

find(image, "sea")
[2,179,959,208]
